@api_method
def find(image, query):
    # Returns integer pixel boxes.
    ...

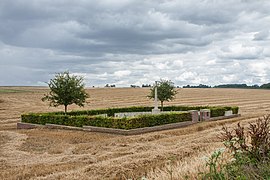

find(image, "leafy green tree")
[42,71,89,113]
[260,83,270,89]
[148,79,178,111]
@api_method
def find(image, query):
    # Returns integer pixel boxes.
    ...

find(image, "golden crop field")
[1,87,270,179]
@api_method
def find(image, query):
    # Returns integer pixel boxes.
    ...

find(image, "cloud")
[219,44,264,60]
[0,0,270,86]
[222,74,237,83]
[254,30,269,41]
[113,70,131,78]
[176,71,197,82]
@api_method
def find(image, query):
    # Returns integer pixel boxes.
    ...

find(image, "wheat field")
[1,87,270,179]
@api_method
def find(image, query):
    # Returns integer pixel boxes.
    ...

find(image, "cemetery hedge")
[21,112,191,130]
[21,105,239,130]
[50,105,239,117]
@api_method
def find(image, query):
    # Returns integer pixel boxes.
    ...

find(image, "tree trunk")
[161,101,164,111]
[64,105,67,114]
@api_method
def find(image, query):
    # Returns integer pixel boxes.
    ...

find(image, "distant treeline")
[183,83,270,89]
[183,84,211,88]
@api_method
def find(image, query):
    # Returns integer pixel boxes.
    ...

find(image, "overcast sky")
[1,0,270,87]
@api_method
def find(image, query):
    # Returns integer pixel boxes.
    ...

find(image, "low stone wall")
[17,113,241,135]
[46,124,84,131]
[205,114,241,121]
[17,122,45,129]
[17,121,195,135]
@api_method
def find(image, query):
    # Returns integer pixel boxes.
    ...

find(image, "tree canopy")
[148,79,178,111]
[42,71,89,113]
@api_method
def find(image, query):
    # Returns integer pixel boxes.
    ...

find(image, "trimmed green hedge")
[21,105,239,130]
[21,112,191,130]
[47,105,239,117]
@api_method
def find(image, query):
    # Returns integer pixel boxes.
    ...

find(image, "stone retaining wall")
[205,114,241,121]
[17,114,241,135]
[46,124,84,131]
[17,122,45,129]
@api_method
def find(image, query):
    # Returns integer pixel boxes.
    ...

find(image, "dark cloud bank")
[0,0,270,87]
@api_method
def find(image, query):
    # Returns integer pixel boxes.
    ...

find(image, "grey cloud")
[1,0,270,86]
[1,0,213,54]
[254,30,269,41]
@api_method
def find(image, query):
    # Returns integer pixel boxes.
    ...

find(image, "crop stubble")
[0,87,270,179]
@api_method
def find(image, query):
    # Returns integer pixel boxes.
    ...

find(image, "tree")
[42,71,89,113]
[260,83,270,89]
[148,79,178,111]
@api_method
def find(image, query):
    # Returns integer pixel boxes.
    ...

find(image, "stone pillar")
[200,109,211,121]
[154,82,158,109]
[152,81,160,114]
[189,110,199,122]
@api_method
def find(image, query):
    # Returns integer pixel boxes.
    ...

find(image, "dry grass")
[1,87,270,179]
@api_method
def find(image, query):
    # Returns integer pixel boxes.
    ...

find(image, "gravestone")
[95,114,107,117]
[225,110,233,116]
[115,112,152,118]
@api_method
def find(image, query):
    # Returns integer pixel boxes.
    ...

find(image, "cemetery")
[18,105,239,135]
[17,81,239,135]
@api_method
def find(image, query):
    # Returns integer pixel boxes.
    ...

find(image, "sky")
[1,0,270,87]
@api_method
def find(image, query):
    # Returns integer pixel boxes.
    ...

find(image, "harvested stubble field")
[1,87,270,179]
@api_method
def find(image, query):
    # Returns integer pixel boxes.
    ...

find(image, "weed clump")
[200,115,270,179]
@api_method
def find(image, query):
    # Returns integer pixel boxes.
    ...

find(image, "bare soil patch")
[0,87,270,179]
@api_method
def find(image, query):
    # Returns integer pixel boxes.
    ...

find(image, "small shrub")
[200,115,270,179]
[222,115,270,161]
[200,148,226,180]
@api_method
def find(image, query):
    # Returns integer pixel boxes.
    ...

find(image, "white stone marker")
[225,110,233,116]
[152,81,160,114]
